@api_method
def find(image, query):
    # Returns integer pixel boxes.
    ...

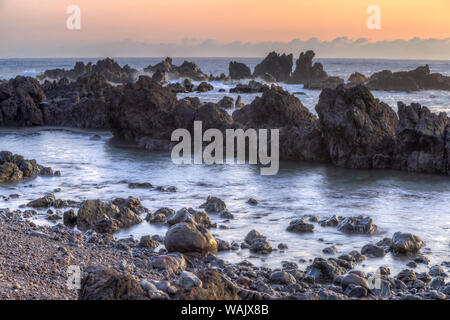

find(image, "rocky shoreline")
[1,191,449,300]
[1,54,448,175]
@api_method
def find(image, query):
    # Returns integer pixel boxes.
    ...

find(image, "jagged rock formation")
[41,74,113,129]
[290,50,328,84]
[253,52,293,82]
[144,57,208,81]
[232,86,329,162]
[394,102,449,174]
[37,58,138,83]
[315,85,398,169]
[229,62,252,80]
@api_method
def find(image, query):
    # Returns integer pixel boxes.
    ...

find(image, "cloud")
[1,37,450,59]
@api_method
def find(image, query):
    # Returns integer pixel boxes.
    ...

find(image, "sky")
[0,0,449,58]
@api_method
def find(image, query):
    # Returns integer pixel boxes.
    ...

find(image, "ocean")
[0,57,449,275]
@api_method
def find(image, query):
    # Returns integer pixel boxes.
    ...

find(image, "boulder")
[287,219,314,233]
[196,82,214,92]
[175,270,240,300]
[0,162,23,183]
[76,198,143,231]
[391,232,423,254]
[315,85,398,169]
[164,222,218,255]
[337,216,377,235]
[79,266,147,300]
[253,52,293,82]
[229,61,252,80]
[200,196,227,213]
[218,96,234,109]
[269,271,296,285]
[361,244,386,257]
[305,258,346,283]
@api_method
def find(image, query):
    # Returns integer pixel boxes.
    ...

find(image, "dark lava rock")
[38,58,138,83]
[229,61,252,80]
[164,222,218,255]
[144,57,208,81]
[394,102,449,175]
[79,266,147,300]
[337,216,377,235]
[316,85,398,169]
[253,52,293,82]
[290,50,328,84]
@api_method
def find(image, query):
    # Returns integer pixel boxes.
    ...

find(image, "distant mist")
[1,37,450,60]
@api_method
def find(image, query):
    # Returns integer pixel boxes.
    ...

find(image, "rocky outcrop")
[41,73,113,129]
[394,102,449,174]
[290,51,328,84]
[315,85,398,169]
[229,61,252,80]
[0,151,57,183]
[0,76,46,126]
[232,87,329,162]
[144,57,208,81]
[366,65,450,92]
[107,76,179,142]
[253,52,293,82]
[38,58,138,83]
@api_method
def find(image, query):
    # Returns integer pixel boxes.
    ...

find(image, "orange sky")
[1,0,449,46]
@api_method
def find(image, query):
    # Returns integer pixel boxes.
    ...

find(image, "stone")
[287,219,314,233]
[218,96,234,109]
[361,244,386,257]
[337,216,377,235]
[79,266,147,300]
[229,61,251,80]
[179,271,202,289]
[164,222,218,255]
[200,196,227,213]
[269,271,296,285]
[391,232,423,255]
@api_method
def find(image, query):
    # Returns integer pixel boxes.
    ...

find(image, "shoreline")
[0,203,448,300]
